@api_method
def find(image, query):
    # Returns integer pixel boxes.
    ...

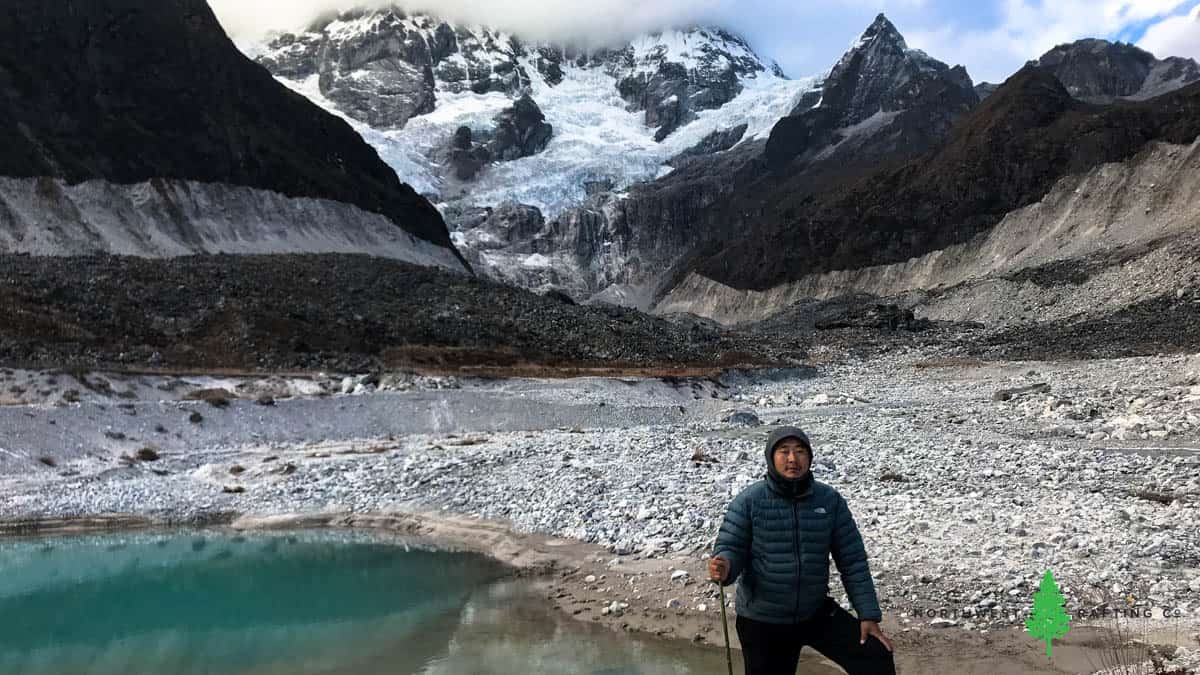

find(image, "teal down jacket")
[712,428,883,624]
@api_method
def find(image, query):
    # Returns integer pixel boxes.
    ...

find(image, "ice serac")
[438,96,554,181]
[765,13,979,169]
[0,0,467,271]
[1031,39,1200,102]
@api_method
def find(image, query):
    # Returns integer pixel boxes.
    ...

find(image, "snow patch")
[520,253,552,269]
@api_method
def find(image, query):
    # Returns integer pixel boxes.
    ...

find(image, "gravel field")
[3,349,1199,673]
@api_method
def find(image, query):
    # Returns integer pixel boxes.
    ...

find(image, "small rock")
[135,447,160,462]
[183,388,233,408]
[671,570,690,582]
[585,574,597,583]
[724,411,761,427]
[993,383,1050,402]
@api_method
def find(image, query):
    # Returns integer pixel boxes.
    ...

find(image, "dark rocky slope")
[1031,38,1200,102]
[0,0,463,264]
[0,254,808,374]
[693,69,1200,291]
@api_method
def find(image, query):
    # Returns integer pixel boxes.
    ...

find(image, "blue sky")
[212,0,1200,85]
[723,0,1200,83]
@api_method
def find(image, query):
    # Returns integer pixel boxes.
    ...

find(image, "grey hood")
[764,425,814,499]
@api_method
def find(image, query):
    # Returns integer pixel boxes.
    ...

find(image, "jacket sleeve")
[712,488,753,587]
[830,493,882,622]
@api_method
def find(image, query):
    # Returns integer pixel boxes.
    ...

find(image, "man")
[708,425,895,675]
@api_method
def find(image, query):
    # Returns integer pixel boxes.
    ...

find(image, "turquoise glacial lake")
[0,530,728,675]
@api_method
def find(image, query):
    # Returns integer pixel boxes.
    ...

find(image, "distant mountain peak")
[1029,37,1200,102]
[857,13,907,51]
[768,13,977,168]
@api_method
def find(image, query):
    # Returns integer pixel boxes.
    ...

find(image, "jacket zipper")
[793,500,801,623]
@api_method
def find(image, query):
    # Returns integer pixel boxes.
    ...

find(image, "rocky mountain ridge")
[766,13,979,169]
[257,8,777,140]
[441,14,985,306]
[1030,38,1200,102]
[694,69,1200,292]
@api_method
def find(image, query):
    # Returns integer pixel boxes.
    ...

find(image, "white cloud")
[206,0,1199,86]
[906,0,1193,84]
[1138,4,1200,60]
[209,0,726,48]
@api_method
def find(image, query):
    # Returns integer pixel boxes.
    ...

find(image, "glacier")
[266,25,818,219]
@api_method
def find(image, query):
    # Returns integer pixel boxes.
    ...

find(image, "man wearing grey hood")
[708,425,895,675]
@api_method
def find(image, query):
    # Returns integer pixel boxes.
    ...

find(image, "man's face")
[772,438,811,479]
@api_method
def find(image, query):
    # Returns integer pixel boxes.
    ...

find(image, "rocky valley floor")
[2,349,1199,674]
[0,253,810,375]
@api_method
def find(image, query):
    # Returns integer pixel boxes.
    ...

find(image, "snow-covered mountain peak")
[623,27,769,77]
[254,7,816,217]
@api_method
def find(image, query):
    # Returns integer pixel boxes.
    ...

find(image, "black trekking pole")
[714,579,734,675]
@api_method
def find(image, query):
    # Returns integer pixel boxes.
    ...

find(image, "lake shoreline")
[3,509,1196,675]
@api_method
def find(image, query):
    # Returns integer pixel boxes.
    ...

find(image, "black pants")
[735,598,896,675]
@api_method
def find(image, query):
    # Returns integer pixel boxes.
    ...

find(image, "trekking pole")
[714,579,734,675]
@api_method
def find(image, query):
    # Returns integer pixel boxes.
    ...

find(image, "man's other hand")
[860,620,893,652]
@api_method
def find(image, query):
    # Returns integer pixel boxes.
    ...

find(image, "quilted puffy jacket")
[712,426,883,623]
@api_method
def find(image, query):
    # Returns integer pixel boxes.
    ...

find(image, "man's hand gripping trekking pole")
[708,555,734,675]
